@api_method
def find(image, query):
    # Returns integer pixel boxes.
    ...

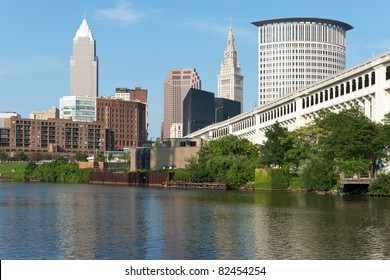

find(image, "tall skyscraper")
[252,17,353,106]
[70,18,98,97]
[163,68,201,139]
[217,24,243,112]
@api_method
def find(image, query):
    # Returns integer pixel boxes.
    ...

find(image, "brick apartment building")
[96,96,147,150]
[0,117,105,156]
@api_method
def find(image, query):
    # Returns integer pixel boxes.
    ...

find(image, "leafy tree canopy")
[259,122,292,167]
[74,152,88,162]
[180,135,261,189]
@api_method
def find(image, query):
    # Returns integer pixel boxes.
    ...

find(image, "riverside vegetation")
[1,107,390,194]
[175,107,390,195]
[0,156,90,183]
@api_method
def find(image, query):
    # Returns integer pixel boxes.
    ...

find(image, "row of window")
[260,43,344,52]
[261,49,345,55]
[302,72,377,109]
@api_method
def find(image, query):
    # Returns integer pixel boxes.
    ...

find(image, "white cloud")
[94,1,148,25]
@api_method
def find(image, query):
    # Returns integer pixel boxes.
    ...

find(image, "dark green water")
[0,183,389,259]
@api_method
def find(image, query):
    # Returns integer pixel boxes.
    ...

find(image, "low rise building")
[0,117,105,156]
[60,96,96,122]
[115,87,147,103]
[30,107,59,120]
[130,138,203,171]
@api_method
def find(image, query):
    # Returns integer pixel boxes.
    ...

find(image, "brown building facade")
[0,117,106,156]
[115,87,147,103]
[96,97,147,150]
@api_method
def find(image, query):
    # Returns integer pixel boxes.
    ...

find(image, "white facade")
[163,68,201,140]
[70,19,98,98]
[170,123,183,138]
[217,25,243,112]
[60,96,96,122]
[30,107,59,120]
[115,91,130,101]
[186,51,390,145]
[252,17,353,106]
[0,112,20,128]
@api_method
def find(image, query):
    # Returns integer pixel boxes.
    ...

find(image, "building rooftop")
[251,17,353,31]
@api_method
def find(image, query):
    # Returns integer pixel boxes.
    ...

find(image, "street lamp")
[187,120,196,135]
[215,106,223,123]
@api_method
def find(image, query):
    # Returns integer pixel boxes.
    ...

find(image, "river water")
[0,183,389,260]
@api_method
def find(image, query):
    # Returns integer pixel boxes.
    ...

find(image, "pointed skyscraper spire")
[75,18,94,40]
[70,18,98,98]
[226,18,235,52]
[217,21,244,112]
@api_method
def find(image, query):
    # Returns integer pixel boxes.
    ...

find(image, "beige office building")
[163,68,201,140]
[70,18,98,98]
[30,107,59,120]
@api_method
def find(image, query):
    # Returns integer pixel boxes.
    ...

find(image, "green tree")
[181,135,261,189]
[74,151,88,162]
[300,155,337,191]
[0,150,7,161]
[14,151,27,161]
[32,158,90,183]
[27,152,44,162]
[154,137,162,148]
[259,122,292,167]
[284,123,324,169]
[316,107,384,176]
[94,152,105,162]
[24,161,37,176]
[369,173,390,196]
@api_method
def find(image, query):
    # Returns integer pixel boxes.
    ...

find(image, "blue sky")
[1,0,390,138]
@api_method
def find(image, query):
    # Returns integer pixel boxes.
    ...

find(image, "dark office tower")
[183,88,214,136]
[214,98,241,123]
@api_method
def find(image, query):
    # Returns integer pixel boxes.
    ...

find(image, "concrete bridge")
[186,51,390,144]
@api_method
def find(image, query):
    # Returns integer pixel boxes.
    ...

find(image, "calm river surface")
[0,183,390,260]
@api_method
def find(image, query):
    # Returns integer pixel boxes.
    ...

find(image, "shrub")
[300,155,337,191]
[254,168,272,189]
[369,173,390,196]
[271,168,290,189]
[173,168,192,181]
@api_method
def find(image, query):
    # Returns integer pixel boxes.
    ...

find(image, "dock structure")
[339,176,374,194]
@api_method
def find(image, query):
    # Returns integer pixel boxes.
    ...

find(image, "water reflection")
[0,183,390,259]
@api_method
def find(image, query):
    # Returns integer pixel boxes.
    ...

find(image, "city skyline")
[1,0,390,138]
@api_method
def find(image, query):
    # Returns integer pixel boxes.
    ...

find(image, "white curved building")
[252,17,353,106]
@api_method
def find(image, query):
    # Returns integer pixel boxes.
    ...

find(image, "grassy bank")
[0,160,90,183]
[254,168,305,190]
[0,163,27,181]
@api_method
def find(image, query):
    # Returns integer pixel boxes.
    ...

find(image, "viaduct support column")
[373,65,390,122]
